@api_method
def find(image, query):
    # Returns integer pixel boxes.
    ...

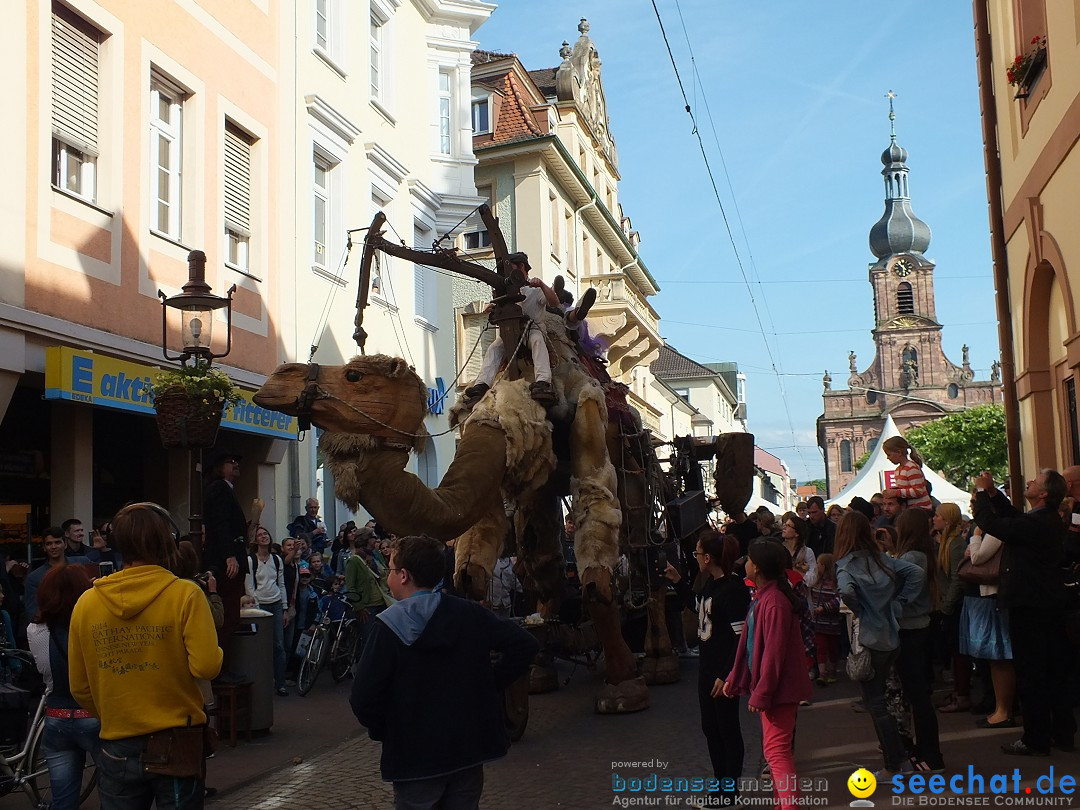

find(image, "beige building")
[458,19,664,433]
[974,1,1080,481]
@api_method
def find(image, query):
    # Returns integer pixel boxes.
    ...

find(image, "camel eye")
[346,370,362,383]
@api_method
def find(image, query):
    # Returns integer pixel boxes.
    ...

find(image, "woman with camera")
[68,502,221,808]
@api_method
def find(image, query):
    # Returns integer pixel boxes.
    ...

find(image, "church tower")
[816,94,1002,497]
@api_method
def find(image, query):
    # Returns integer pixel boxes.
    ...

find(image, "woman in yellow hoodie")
[69,502,222,809]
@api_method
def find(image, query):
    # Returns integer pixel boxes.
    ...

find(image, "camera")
[98,561,115,577]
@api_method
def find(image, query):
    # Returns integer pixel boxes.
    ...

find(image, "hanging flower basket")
[152,362,243,449]
[1008,36,1047,99]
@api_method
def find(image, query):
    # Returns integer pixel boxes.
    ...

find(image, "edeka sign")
[427,377,446,416]
[44,347,296,441]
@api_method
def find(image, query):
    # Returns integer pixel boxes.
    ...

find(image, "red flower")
[1031,35,1041,44]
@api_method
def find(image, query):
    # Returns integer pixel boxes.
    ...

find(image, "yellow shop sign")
[45,347,296,441]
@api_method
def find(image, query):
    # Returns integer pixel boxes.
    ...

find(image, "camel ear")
[388,358,408,378]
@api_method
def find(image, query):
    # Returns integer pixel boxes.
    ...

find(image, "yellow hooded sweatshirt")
[69,564,222,740]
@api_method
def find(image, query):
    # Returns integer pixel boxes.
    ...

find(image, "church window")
[947,383,959,399]
[897,282,914,314]
[867,436,879,455]
[840,439,853,473]
[866,390,877,405]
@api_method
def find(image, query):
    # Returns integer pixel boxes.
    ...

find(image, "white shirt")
[245,553,286,606]
[27,622,53,691]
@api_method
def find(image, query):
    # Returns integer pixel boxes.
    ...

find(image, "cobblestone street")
[213,658,1080,810]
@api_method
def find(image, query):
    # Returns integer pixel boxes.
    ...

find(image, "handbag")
[845,617,875,682]
[957,545,1001,586]
[141,726,209,779]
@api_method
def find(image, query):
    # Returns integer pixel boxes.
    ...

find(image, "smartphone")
[98,561,115,576]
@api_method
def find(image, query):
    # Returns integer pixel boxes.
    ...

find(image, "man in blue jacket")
[351,535,539,809]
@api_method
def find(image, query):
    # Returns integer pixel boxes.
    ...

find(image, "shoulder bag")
[957,544,1001,586]
[845,616,875,682]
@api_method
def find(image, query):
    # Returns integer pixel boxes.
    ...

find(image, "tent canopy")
[826,415,971,512]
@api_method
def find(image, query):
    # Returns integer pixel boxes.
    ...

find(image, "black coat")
[350,594,539,782]
[972,489,1067,609]
[203,478,249,578]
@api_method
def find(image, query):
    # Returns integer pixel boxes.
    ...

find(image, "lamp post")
[158,250,236,546]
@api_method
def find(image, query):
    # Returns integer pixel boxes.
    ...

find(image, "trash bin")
[233,608,274,732]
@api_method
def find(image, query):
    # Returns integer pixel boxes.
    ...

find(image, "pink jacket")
[725,581,812,710]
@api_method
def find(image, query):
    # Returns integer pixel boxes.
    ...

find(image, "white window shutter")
[52,9,99,154]
[459,309,495,385]
[224,125,251,234]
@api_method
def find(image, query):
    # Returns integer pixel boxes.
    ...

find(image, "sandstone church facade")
[817,108,1002,497]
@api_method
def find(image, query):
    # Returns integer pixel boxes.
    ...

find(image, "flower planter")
[154,389,224,449]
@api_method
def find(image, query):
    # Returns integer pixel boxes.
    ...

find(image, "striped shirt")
[894,460,933,509]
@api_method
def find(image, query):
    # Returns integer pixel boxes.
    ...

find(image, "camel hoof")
[642,654,680,685]
[528,662,559,694]
[595,676,649,714]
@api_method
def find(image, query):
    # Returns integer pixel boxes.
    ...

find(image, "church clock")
[893,257,914,277]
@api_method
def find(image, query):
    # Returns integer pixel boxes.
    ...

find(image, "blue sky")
[475,1,999,482]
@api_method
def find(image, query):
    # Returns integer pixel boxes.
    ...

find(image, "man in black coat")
[351,535,538,809]
[203,452,250,677]
[805,496,835,556]
[973,468,1076,756]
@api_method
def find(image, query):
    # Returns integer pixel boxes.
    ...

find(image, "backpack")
[249,553,282,595]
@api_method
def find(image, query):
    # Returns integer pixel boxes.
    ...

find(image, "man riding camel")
[463,252,596,405]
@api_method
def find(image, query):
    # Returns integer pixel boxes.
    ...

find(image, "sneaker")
[824,676,838,684]
[575,285,597,320]
[276,687,289,697]
[815,677,828,687]
[1001,739,1049,757]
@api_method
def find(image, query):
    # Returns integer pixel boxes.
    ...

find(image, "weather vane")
[885,90,898,140]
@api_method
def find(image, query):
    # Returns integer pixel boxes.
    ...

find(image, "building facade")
[458,19,665,433]
[817,110,1001,497]
[974,0,1080,477]
[0,0,293,538]
[286,0,493,530]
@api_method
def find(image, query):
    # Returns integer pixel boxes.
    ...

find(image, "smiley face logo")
[848,768,877,799]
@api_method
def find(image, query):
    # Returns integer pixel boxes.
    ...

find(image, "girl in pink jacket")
[724,540,812,809]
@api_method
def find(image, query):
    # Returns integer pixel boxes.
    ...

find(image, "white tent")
[826,415,971,512]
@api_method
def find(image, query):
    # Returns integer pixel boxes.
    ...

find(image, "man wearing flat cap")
[204,452,250,680]
[463,251,559,405]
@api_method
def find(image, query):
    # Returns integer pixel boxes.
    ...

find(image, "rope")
[435,203,484,247]
[308,241,353,362]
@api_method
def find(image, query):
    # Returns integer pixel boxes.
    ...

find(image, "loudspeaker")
[666,491,708,541]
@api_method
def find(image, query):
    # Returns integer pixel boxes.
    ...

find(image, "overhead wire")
[649,0,812,474]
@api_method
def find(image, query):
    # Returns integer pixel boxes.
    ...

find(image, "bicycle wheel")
[26,716,98,807]
[297,628,329,696]
[331,621,361,682]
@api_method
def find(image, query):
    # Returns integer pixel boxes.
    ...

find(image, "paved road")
[214,658,1080,810]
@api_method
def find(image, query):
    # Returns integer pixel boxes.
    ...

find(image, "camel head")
[254,354,428,440]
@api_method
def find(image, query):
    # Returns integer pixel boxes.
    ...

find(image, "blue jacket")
[837,550,924,651]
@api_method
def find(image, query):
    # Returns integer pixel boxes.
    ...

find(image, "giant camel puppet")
[254,206,753,713]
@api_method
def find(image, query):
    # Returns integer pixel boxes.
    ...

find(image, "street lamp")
[158,250,236,364]
[156,249,237,547]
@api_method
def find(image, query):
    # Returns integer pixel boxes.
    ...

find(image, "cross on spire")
[885,90,898,141]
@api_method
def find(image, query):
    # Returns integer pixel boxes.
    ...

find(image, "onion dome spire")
[869,91,931,259]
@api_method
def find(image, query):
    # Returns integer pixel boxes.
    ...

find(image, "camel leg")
[453,504,509,601]
[643,585,679,685]
[571,395,648,713]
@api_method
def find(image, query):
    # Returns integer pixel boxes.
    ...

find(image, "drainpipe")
[572,193,597,291]
[974,0,1023,496]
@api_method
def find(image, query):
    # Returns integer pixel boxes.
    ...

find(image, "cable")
[655,275,989,285]
[308,241,353,361]
[663,318,998,335]
[649,0,808,474]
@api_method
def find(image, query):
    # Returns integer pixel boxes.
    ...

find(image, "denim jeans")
[860,647,907,769]
[897,628,943,767]
[393,764,484,810]
[42,715,101,809]
[97,735,204,810]
[259,600,287,690]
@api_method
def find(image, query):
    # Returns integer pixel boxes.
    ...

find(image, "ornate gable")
[554,19,617,169]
